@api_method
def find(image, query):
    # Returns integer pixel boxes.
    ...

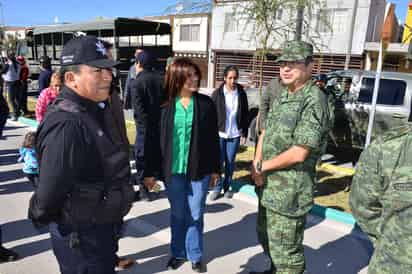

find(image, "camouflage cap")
[276,40,313,62]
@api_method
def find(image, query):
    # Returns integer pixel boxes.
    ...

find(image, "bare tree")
[233,0,330,92]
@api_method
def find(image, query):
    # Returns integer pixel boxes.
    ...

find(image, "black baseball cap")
[60,36,119,68]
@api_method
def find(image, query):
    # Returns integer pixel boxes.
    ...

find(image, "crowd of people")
[0,34,411,274]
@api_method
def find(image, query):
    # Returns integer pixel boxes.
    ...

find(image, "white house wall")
[211,3,258,51]
[173,16,209,53]
[211,0,386,55]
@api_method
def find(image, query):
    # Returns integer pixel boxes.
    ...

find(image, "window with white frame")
[333,9,348,33]
[224,13,238,33]
[180,24,200,42]
[275,9,283,20]
[317,9,333,33]
[317,8,348,33]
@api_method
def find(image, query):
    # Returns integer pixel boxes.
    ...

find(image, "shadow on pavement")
[123,202,233,239]
[120,206,254,273]
[0,180,34,195]
[0,154,19,166]
[0,149,19,156]
[304,227,372,274]
[2,219,48,244]
[3,126,24,131]
[11,238,51,259]
[1,134,23,139]
[0,169,26,184]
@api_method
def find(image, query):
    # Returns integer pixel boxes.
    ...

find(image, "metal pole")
[365,41,384,147]
[344,0,358,70]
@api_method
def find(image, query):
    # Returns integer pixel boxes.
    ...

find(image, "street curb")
[317,163,355,176]
[232,181,357,227]
[15,116,357,227]
[18,117,38,129]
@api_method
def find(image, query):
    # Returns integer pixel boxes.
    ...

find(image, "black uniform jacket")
[29,87,129,224]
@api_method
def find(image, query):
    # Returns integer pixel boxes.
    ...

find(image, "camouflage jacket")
[350,124,412,273]
[261,81,332,217]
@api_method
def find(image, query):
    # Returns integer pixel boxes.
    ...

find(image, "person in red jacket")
[16,56,30,115]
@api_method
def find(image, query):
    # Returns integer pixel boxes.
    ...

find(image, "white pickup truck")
[326,70,412,157]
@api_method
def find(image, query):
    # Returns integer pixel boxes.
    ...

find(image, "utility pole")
[344,0,358,70]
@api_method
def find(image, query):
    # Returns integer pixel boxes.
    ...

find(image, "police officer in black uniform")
[28,36,134,274]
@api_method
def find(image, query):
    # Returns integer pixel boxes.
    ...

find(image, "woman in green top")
[155,58,220,273]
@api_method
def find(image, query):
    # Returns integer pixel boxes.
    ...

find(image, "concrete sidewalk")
[0,121,372,274]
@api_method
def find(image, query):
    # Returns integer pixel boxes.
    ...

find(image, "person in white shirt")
[209,65,249,200]
[1,52,21,121]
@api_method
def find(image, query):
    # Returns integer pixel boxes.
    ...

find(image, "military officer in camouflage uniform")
[350,116,412,274]
[251,41,332,274]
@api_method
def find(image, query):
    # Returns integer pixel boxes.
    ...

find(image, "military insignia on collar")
[96,41,107,56]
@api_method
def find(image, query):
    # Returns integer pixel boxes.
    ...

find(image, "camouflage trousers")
[257,201,306,274]
[367,243,411,274]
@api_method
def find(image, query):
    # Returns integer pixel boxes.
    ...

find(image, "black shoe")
[191,261,206,273]
[0,246,18,263]
[223,190,234,199]
[166,257,186,270]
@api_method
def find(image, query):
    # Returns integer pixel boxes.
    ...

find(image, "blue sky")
[3,0,180,26]
[3,0,411,27]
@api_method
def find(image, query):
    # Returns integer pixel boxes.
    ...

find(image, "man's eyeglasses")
[278,60,306,68]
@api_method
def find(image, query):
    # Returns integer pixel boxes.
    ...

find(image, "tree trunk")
[295,3,304,41]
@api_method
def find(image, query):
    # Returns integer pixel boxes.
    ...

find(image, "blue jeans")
[166,174,210,263]
[213,137,240,193]
[49,223,118,274]
[5,81,20,117]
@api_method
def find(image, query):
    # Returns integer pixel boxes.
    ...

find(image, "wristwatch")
[256,160,262,173]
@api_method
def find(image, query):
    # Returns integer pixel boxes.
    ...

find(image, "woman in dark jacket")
[152,57,220,273]
[209,65,249,200]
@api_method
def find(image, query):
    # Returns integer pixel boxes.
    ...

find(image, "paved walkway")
[0,121,372,274]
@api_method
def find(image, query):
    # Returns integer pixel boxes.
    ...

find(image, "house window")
[275,9,283,20]
[180,24,200,42]
[317,9,348,33]
[224,13,238,33]
[333,9,348,33]
[317,9,333,33]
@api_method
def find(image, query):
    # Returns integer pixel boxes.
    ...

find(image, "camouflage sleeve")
[258,78,280,131]
[349,142,383,243]
[293,97,325,149]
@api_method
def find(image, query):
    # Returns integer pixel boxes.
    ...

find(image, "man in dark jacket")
[123,48,142,109]
[28,36,134,274]
[37,56,52,94]
[130,51,163,201]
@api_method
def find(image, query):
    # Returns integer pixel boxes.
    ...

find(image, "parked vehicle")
[326,70,411,153]
[16,17,172,94]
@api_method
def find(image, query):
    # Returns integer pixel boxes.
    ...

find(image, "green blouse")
[172,96,194,174]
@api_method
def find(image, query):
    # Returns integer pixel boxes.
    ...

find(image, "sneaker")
[208,191,220,201]
[11,116,18,122]
[0,246,18,263]
[166,257,186,270]
[191,261,206,273]
[223,191,234,199]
